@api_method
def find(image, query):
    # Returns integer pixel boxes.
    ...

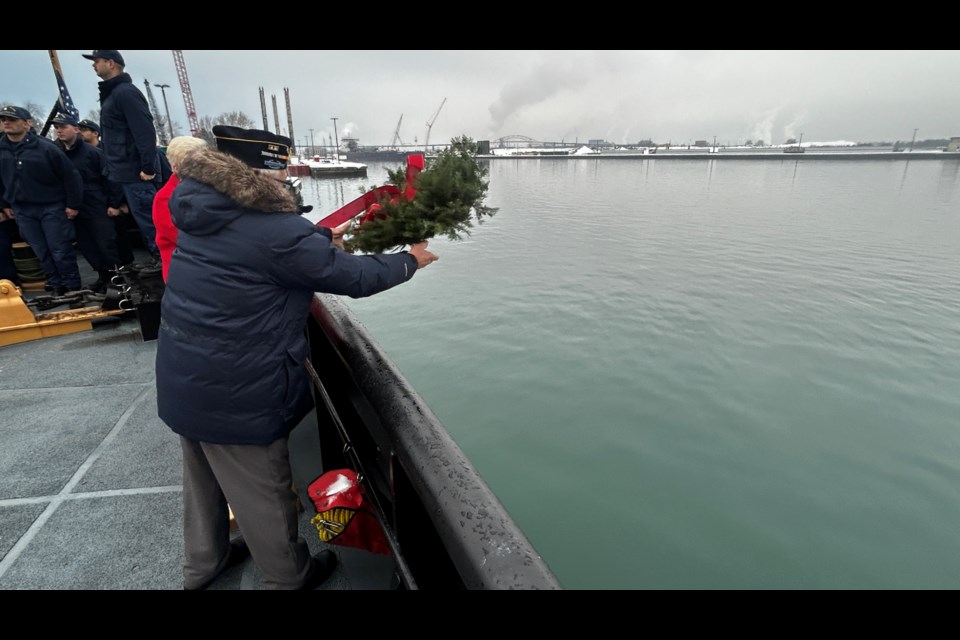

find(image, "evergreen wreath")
[343,136,497,254]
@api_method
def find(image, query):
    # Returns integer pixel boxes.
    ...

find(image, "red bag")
[308,469,391,556]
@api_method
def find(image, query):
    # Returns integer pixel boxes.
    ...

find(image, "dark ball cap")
[78,119,100,133]
[81,50,125,66]
[51,112,80,126]
[0,105,32,121]
[213,125,291,171]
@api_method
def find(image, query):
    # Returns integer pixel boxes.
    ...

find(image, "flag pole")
[39,103,59,139]
[41,49,80,137]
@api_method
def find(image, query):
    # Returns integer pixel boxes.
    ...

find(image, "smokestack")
[259,87,269,131]
[284,87,296,154]
[271,94,281,137]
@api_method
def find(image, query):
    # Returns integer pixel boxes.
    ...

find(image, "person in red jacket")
[152,136,208,281]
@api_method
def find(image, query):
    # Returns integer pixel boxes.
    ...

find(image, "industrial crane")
[391,114,405,149]
[143,79,169,145]
[423,98,446,152]
[172,50,201,138]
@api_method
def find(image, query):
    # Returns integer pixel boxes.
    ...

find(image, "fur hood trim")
[176,149,297,213]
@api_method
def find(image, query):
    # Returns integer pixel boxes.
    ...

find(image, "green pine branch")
[344,136,498,254]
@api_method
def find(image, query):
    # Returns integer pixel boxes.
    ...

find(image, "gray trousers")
[180,436,312,589]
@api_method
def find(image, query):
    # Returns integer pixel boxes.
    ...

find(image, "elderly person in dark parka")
[156,126,437,590]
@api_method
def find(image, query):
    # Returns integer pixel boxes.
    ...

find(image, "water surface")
[304,156,960,588]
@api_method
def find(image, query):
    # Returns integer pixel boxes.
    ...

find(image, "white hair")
[165,136,208,169]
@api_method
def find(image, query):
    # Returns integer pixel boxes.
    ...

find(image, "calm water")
[303,156,960,589]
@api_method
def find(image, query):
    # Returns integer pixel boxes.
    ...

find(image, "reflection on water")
[938,159,960,197]
[899,160,911,192]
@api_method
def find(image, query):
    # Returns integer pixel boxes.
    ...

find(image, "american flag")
[54,66,80,121]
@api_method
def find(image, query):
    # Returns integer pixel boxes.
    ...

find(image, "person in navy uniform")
[0,169,21,286]
[0,212,20,286]
[78,118,135,266]
[78,119,102,148]
[52,112,123,292]
[0,105,83,294]
[83,49,161,266]
[156,126,438,590]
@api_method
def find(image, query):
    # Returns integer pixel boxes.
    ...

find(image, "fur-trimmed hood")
[178,149,296,213]
[170,149,297,236]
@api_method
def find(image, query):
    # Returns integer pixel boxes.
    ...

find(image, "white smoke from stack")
[488,55,601,133]
[750,107,779,146]
[782,109,808,144]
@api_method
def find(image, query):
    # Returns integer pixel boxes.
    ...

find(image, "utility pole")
[331,117,340,162]
[154,83,175,143]
[909,128,918,152]
[309,128,315,157]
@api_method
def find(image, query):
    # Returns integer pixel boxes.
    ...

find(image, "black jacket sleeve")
[120,88,158,176]
[49,144,83,210]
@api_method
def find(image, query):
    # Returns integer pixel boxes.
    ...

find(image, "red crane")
[172,50,201,138]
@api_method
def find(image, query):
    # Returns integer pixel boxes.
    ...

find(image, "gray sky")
[5,50,959,146]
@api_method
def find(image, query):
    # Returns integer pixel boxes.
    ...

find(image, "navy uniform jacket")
[98,72,157,183]
[154,148,172,189]
[0,132,83,210]
[156,150,419,445]
[56,138,124,218]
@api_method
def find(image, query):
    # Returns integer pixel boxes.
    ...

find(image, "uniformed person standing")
[84,50,161,266]
[0,105,83,294]
[52,112,123,291]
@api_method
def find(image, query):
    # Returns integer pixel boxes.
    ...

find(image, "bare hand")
[408,241,439,270]
[332,219,353,239]
[331,220,353,250]
[107,207,121,217]
[1,208,14,221]
[140,171,156,181]
[65,208,79,220]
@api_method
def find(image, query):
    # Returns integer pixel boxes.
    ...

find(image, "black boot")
[89,270,110,293]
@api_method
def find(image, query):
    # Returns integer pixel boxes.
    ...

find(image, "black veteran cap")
[52,112,79,126]
[82,50,125,66]
[0,105,32,120]
[213,125,291,171]
[78,119,100,133]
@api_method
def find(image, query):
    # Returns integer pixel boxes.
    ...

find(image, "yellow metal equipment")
[0,279,125,347]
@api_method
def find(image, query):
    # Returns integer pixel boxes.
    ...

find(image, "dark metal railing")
[307,294,562,590]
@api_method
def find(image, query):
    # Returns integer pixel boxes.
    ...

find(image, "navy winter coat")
[0,133,83,210]
[98,73,157,183]
[56,138,123,217]
[156,150,419,445]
